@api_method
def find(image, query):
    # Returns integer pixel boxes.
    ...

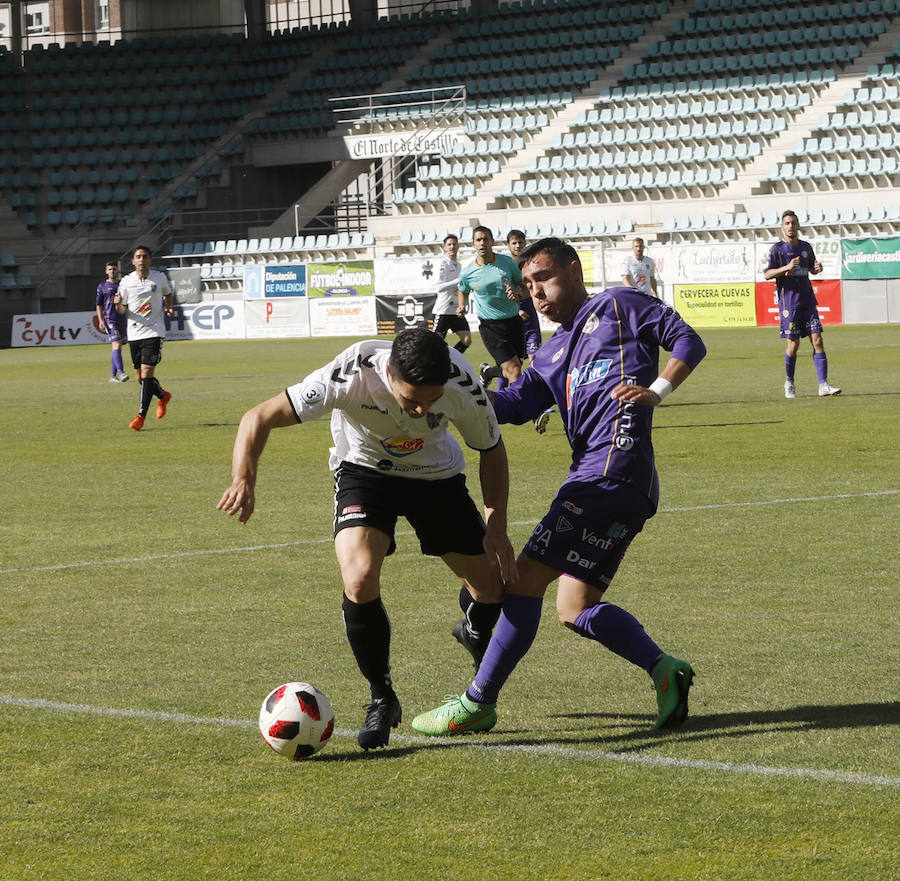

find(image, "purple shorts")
[779,300,823,339]
[522,476,652,590]
[106,323,125,343]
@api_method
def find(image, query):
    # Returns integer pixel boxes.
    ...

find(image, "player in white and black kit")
[114,244,174,431]
[217,329,517,751]
[431,234,471,353]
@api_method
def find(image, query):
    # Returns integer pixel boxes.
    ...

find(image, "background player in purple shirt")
[413,237,707,736]
[95,261,129,382]
[764,210,841,398]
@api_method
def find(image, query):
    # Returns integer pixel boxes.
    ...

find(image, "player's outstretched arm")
[611,356,693,407]
[217,392,298,524]
[478,438,518,584]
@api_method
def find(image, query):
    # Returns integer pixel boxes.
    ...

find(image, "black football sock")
[139,379,154,417]
[151,376,165,398]
[454,340,470,352]
[342,594,394,701]
[458,584,502,639]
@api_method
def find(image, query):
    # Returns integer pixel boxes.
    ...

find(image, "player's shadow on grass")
[553,701,900,751]
[655,419,783,430]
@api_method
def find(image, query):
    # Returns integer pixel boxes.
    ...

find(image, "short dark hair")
[389,328,451,386]
[443,234,458,245]
[781,210,798,222]
[132,244,153,258]
[506,229,525,242]
[517,236,580,269]
[472,225,493,240]
[106,260,118,268]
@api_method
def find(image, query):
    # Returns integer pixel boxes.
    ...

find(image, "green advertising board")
[306,261,375,297]
[841,237,900,280]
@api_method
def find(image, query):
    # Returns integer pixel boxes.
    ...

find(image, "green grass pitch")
[1,325,897,881]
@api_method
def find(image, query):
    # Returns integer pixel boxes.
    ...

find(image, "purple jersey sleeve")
[490,366,555,425]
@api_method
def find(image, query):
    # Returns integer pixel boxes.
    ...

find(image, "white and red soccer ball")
[259,682,335,760]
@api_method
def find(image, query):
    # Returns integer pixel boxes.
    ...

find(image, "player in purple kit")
[764,210,841,398]
[95,261,129,383]
[413,237,707,736]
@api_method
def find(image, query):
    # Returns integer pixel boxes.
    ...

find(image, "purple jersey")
[96,280,120,325]
[491,287,706,508]
[766,239,818,311]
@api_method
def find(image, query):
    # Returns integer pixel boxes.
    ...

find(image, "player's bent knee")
[556,576,605,627]
[341,574,381,604]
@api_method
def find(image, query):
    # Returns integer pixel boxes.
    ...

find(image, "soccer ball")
[258,682,335,760]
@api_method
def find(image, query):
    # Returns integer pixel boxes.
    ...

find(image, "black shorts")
[129,337,163,369]
[333,461,486,557]
[433,313,470,337]
[479,316,526,365]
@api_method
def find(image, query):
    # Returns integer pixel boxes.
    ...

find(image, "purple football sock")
[813,351,828,383]
[572,602,662,673]
[467,594,543,705]
[785,354,796,381]
[111,349,124,375]
[497,375,509,391]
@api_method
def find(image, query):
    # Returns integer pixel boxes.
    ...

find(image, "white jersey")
[621,254,657,297]
[433,257,461,315]
[285,340,500,479]
[118,269,171,340]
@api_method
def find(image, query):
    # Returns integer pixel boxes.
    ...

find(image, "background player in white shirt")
[621,237,659,298]
[431,234,471,353]
[217,329,516,751]
[114,244,174,431]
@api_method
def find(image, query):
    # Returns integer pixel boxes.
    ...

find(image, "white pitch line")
[1,488,897,576]
[1,696,897,789]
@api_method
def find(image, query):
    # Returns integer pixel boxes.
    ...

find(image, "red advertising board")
[755,279,843,327]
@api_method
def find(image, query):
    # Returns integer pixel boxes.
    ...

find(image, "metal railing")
[326,84,469,225]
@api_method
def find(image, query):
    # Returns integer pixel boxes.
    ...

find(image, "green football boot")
[411,694,497,736]
[651,653,695,729]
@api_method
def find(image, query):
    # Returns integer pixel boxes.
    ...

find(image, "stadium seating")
[3,0,900,297]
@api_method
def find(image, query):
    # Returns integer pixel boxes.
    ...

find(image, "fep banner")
[245,297,310,338]
[164,302,246,340]
[308,295,376,337]
[755,279,843,327]
[672,283,757,326]
[12,311,108,347]
[168,267,203,304]
[307,261,375,297]
[374,256,441,295]
[841,237,900,280]
[375,293,437,334]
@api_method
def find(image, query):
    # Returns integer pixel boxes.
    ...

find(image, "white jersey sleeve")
[433,258,461,315]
